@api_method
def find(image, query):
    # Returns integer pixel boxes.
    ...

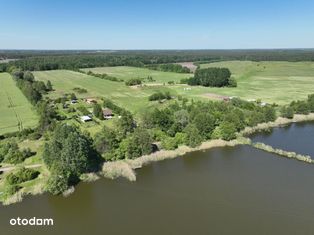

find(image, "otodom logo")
[9,217,53,226]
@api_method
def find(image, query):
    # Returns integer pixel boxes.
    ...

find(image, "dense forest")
[1,49,314,72]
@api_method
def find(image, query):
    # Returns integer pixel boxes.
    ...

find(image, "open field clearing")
[34,70,175,115]
[82,66,191,83]
[0,73,38,135]
[194,61,314,104]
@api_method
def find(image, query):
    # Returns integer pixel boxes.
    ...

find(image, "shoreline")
[102,113,314,181]
[2,113,314,205]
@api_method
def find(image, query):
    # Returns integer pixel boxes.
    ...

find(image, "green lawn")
[192,61,314,104]
[34,70,175,116]
[0,73,38,135]
[82,66,191,84]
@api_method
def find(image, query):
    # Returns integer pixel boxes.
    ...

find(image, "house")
[261,102,267,106]
[85,98,97,104]
[102,108,113,119]
[80,115,92,122]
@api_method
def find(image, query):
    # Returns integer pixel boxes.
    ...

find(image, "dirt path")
[0,164,42,172]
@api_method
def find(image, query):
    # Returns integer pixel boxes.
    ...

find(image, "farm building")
[102,108,113,119]
[80,115,92,122]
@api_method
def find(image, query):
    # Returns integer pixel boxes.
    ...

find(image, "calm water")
[250,121,314,156]
[1,124,314,235]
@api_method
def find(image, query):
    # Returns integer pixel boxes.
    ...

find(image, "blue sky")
[0,0,313,49]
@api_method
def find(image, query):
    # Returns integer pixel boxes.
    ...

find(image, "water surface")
[1,124,314,235]
[250,121,314,156]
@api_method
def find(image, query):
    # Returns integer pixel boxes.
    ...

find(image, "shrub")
[227,77,237,87]
[148,92,172,101]
[280,106,294,119]
[2,143,34,164]
[6,168,40,185]
[46,172,69,195]
[3,185,21,197]
[161,137,178,150]
[125,78,142,86]
[77,106,90,115]
[219,122,237,140]
[73,87,87,93]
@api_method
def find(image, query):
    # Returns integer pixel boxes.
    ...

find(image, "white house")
[80,115,92,122]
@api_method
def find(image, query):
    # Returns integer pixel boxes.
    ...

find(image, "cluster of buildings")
[68,97,115,123]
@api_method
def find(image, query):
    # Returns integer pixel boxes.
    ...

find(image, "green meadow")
[193,61,314,104]
[34,61,314,119]
[82,66,191,84]
[0,73,38,135]
[33,70,175,115]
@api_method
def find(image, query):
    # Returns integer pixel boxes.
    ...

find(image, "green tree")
[263,106,277,122]
[93,103,104,120]
[192,113,215,139]
[46,80,53,91]
[184,124,202,147]
[43,124,99,194]
[219,121,237,140]
[116,111,135,138]
[94,126,118,155]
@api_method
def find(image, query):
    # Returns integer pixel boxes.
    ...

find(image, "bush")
[6,168,40,185]
[227,77,237,87]
[46,172,69,195]
[1,142,34,164]
[161,137,178,150]
[219,121,237,140]
[3,185,21,197]
[77,106,90,115]
[280,106,294,119]
[73,87,87,93]
[148,92,172,101]
[125,78,142,86]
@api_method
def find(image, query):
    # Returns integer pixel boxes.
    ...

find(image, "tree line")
[145,64,191,73]
[1,49,314,72]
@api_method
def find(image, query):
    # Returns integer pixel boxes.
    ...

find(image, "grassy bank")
[102,114,314,182]
[241,113,314,135]
[252,142,313,164]
[102,138,246,181]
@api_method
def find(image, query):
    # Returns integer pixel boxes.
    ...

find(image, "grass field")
[34,70,175,115]
[82,66,191,84]
[0,73,38,135]
[192,61,314,104]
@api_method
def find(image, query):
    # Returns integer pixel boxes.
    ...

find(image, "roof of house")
[102,108,113,116]
[81,115,92,121]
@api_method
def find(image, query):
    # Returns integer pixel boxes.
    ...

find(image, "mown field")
[0,73,38,135]
[193,61,314,104]
[34,70,175,115]
[82,66,191,84]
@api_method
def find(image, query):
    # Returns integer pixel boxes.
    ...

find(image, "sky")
[0,0,313,50]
